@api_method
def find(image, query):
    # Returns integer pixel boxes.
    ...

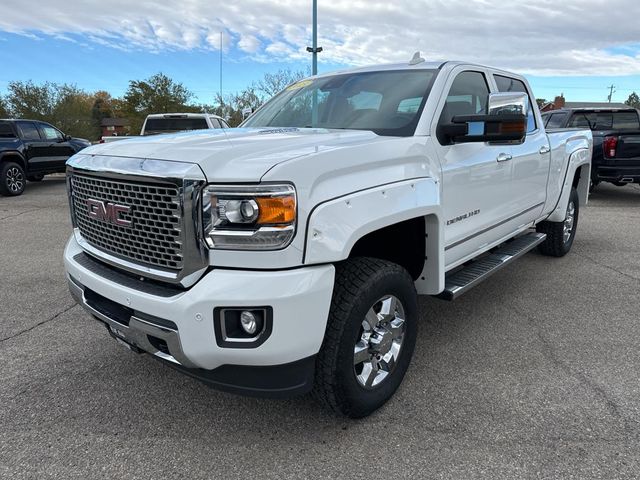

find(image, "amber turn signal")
[256,196,296,224]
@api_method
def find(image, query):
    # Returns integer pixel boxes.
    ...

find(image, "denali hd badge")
[86,199,133,227]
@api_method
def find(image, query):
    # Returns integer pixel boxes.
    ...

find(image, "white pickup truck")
[64,58,592,418]
[100,113,230,143]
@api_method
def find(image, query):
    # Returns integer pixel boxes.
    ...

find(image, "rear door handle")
[539,145,551,154]
[496,153,512,162]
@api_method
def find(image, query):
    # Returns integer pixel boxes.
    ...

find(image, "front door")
[15,121,49,172]
[432,69,520,268]
[37,122,76,170]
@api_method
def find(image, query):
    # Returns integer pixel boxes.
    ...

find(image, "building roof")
[564,102,629,109]
[100,118,130,127]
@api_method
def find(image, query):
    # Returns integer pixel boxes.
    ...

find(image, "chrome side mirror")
[488,92,529,117]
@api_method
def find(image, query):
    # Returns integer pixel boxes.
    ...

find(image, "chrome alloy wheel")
[563,200,575,243]
[6,167,24,194]
[353,295,406,389]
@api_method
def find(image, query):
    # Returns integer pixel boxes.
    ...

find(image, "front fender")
[304,177,444,294]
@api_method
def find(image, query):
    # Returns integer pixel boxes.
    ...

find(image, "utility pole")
[220,32,223,102]
[607,84,616,103]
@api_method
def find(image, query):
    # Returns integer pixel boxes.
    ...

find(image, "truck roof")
[311,59,528,83]
[145,113,225,119]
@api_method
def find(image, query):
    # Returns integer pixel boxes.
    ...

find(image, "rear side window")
[209,118,221,128]
[143,117,209,135]
[494,75,537,132]
[0,122,16,138]
[546,113,568,128]
[16,121,41,141]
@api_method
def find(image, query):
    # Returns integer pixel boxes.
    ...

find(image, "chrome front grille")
[71,174,183,270]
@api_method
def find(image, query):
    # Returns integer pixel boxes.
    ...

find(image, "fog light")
[214,307,273,348]
[240,311,258,334]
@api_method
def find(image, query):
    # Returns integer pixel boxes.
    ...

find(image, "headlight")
[202,184,296,250]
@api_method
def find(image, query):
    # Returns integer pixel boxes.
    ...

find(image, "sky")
[1,0,640,105]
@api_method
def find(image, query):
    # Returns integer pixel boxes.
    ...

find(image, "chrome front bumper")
[67,276,198,368]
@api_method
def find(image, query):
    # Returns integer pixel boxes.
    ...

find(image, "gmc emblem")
[86,199,133,227]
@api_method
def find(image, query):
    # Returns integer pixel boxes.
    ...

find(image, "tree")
[0,96,9,118]
[254,68,308,100]
[5,81,97,139]
[123,73,197,132]
[5,80,57,120]
[625,92,640,109]
[91,91,115,138]
[535,98,547,109]
[211,87,262,127]
[51,84,95,140]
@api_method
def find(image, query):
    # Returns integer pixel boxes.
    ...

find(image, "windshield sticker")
[286,80,313,91]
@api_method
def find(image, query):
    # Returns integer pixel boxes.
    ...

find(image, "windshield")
[243,69,438,136]
[143,117,209,135]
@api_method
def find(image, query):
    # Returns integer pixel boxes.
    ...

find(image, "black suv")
[0,119,91,196]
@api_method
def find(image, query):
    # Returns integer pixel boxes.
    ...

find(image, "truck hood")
[82,127,381,181]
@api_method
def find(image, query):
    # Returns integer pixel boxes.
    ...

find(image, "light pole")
[306,0,322,126]
[306,0,322,75]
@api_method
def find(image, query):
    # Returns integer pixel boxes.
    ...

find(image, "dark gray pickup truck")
[541,108,640,190]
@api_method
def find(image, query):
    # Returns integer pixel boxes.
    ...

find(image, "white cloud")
[238,34,261,53]
[0,0,639,76]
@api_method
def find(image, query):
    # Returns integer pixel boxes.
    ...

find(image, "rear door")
[493,74,550,224]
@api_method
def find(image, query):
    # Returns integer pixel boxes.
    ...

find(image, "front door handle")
[496,152,513,162]
[539,145,551,154]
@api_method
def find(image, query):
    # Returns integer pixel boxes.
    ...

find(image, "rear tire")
[536,187,579,257]
[313,257,418,418]
[0,162,26,196]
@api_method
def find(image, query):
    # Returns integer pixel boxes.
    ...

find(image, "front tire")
[536,187,579,257]
[313,257,418,418]
[0,162,26,196]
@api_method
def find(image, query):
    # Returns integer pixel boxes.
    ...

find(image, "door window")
[494,75,537,132]
[16,121,41,141]
[40,124,63,141]
[438,71,489,126]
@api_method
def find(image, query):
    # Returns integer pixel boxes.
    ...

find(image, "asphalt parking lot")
[1,176,639,479]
